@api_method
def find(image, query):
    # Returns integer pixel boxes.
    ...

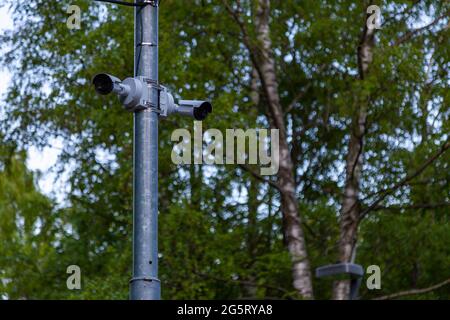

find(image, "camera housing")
[159,93,212,121]
[119,77,146,111]
[176,100,213,121]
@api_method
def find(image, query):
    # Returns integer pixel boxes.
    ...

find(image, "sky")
[0,6,65,201]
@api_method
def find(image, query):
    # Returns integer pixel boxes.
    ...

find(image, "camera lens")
[193,102,212,120]
[93,74,114,95]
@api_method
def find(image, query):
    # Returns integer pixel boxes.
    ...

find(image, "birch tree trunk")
[333,4,376,300]
[253,0,314,299]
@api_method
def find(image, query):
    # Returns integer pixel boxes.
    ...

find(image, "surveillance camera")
[93,73,150,111]
[93,73,213,118]
[176,100,213,121]
[92,73,130,96]
[159,94,213,121]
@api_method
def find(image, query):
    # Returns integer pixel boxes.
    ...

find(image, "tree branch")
[238,164,281,191]
[369,202,450,212]
[221,0,259,59]
[361,140,450,219]
[285,64,327,114]
[381,0,422,28]
[285,83,313,114]
[392,11,449,46]
[373,277,450,300]
[194,271,294,299]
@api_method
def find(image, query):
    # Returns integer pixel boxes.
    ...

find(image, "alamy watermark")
[66,265,81,290]
[171,121,280,176]
[66,5,81,30]
[366,265,381,290]
[367,5,382,30]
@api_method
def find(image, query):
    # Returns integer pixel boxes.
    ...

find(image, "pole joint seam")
[142,0,159,7]
[130,276,161,283]
[136,42,158,47]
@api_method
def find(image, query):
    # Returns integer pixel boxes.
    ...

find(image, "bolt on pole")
[129,0,160,300]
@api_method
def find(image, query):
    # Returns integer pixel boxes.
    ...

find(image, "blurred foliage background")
[0,0,449,299]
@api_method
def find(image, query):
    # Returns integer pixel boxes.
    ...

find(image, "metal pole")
[130,0,160,300]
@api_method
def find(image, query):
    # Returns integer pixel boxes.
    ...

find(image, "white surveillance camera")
[176,100,212,121]
[93,74,212,119]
